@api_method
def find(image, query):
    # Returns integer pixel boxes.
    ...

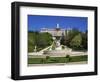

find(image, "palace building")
[40,24,66,37]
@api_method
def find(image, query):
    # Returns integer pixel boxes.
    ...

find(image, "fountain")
[29,24,72,56]
[41,24,72,56]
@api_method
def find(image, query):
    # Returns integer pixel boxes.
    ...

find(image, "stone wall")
[43,50,71,56]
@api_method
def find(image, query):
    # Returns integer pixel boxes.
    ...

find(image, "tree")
[70,34,82,50]
[36,32,53,50]
[28,31,38,52]
[81,30,88,50]
[28,32,53,52]
[60,33,66,45]
[65,55,71,62]
[46,56,50,60]
[65,28,80,47]
[65,55,70,58]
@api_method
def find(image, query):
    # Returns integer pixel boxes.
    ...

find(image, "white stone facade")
[40,24,66,37]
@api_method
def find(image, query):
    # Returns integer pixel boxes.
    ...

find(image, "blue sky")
[28,15,88,32]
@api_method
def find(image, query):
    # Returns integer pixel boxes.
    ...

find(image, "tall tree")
[65,28,80,47]
[81,30,88,50]
[70,34,82,50]
[36,32,53,50]
[60,33,66,45]
[28,32,53,52]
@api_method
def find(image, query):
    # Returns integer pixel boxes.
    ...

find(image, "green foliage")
[69,55,87,62]
[65,28,80,46]
[62,45,65,49]
[28,32,53,52]
[46,56,50,60]
[41,58,46,64]
[60,28,82,49]
[64,29,87,50]
[60,33,66,45]
[28,32,37,52]
[28,28,87,52]
[65,55,70,58]
[28,55,88,64]
[81,31,88,50]
[65,55,71,62]
[66,29,87,50]
[37,32,53,48]
[70,34,82,50]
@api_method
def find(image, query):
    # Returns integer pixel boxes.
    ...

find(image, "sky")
[28,15,88,32]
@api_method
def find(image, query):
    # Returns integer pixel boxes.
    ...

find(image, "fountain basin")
[43,49,72,56]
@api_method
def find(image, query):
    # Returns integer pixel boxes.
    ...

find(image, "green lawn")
[28,55,88,64]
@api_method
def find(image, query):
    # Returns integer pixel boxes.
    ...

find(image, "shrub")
[46,56,50,60]
[65,55,71,62]
[70,34,82,50]
[41,58,46,63]
[62,45,65,49]
[65,55,70,58]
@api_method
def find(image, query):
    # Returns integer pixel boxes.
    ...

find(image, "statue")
[34,46,37,52]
